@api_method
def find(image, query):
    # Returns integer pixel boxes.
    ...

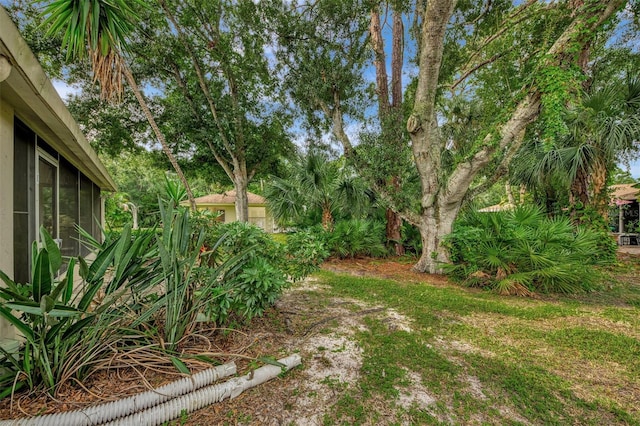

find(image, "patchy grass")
[313,264,640,425]
[6,258,637,425]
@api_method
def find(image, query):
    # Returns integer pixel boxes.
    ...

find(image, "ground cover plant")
[444,205,615,295]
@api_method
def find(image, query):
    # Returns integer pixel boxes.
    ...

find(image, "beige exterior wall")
[197,204,274,232]
[248,206,266,218]
[0,92,15,341]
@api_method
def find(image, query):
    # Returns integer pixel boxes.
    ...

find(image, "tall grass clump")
[444,205,611,295]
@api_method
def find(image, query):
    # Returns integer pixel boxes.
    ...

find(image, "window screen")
[59,159,79,258]
[13,120,35,284]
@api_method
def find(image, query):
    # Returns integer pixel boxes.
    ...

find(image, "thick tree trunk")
[123,65,197,211]
[408,0,458,273]
[233,165,250,223]
[413,202,460,273]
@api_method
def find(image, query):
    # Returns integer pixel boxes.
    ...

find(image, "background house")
[187,190,275,233]
[610,184,640,243]
[0,7,116,344]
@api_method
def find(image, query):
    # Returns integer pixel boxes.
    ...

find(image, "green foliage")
[265,152,372,229]
[42,0,142,61]
[570,204,618,264]
[323,219,388,259]
[131,201,222,350]
[204,223,285,323]
[444,205,612,295]
[163,174,188,205]
[400,222,422,255]
[0,225,158,398]
[284,230,330,281]
[536,64,583,145]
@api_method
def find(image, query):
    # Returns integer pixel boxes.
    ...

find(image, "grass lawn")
[4,257,638,425]
[302,257,640,425]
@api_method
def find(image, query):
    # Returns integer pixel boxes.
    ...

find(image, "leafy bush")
[202,223,330,323]
[570,204,618,264]
[204,222,289,323]
[324,219,388,258]
[444,205,611,295]
[283,230,329,280]
[0,226,159,398]
[401,222,422,254]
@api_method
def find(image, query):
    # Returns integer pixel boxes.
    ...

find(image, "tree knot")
[407,115,422,134]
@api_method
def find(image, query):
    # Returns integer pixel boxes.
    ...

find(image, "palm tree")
[42,0,197,209]
[265,152,369,231]
[552,79,640,211]
[512,77,640,215]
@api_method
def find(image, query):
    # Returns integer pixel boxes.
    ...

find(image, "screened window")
[59,159,79,258]
[13,121,35,284]
[13,118,103,280]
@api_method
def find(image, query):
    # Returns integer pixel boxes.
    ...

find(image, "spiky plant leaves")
[446,205,607,295]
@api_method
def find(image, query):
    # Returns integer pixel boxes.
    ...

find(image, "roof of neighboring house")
[0,7,115,191]
[192,190,266,205]
[611,184,640,201]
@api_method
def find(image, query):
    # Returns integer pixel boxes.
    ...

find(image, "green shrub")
[401,222,422,254]
[0,225,160,398]
[570,205,618,264]
[325,219,388,258]
[284,230,329,280]
[444,205,611,295]
[204,222,289,323]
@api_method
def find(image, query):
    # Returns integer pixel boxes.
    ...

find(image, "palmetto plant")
[326,219,387,259]
[512,78,640,213]
[445,205,607,295]
[265,152,370,230]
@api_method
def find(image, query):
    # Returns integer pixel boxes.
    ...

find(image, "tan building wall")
[197,204,274,232]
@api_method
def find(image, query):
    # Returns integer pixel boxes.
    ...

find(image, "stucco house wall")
[188,191,275,233]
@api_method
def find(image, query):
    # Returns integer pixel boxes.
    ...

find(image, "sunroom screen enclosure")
[13,119,103,284]
[1,6,116,342]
